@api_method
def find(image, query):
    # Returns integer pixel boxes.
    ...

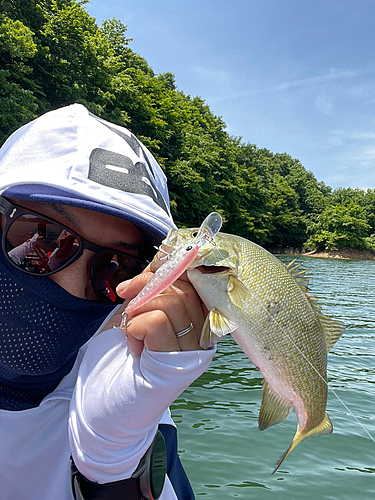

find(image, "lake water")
[171,256,375,499]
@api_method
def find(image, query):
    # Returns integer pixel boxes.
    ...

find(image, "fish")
[153,227,346,473]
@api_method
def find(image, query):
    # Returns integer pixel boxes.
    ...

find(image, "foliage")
[304,203,371,250]
[0,14,38,142]
[0,0,373,253]
[331,187,375,234]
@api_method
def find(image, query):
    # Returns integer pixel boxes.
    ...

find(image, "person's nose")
[48,249,97,300]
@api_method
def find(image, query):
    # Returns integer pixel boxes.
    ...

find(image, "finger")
[116,271,205,333]
[125,310,180,355]
[116,271,207,349]
[167,278,206,344]
[174,322,199,351]
[126,293,201,351]
[116,271,154,298]
[117,273,206,346]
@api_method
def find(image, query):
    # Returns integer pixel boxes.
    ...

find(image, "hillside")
[2,1,375,253]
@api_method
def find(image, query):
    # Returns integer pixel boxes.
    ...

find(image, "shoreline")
[268,247,375,261]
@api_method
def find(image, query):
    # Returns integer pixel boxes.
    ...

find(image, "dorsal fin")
[285,259,311,292]
[286,260,346,352]
[316,312,346,352]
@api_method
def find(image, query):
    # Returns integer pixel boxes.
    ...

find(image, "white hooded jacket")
[0,105,215,500]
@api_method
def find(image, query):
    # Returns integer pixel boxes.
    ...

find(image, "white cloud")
[350,132,375,140]
[208,67,374,103]
[349,147,375,166]
[314,91,335,114]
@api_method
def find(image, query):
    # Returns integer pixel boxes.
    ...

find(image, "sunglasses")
[0,197,148,304]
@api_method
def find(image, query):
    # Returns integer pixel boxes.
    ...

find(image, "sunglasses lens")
[3,209,148,303]
[5,215,80,274]
[93,252,147,303]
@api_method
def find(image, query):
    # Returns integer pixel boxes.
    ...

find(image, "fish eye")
[186,245,193,251]
[192,231,198,237]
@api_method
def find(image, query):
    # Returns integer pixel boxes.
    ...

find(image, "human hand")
[114,271,205,356]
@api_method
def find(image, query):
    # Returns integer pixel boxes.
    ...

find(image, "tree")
[0,14,38,142]
[304,203,371,250]
[331,187,375,234]
[3,0,369,253]
[34,0,115,110]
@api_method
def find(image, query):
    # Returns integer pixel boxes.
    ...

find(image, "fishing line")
[211,244,375,444]
[258,297,375,444]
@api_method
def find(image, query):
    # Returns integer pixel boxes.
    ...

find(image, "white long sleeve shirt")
[0,328,215,500]
[8,233,40,265]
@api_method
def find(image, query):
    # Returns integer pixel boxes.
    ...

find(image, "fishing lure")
[122,212,222,326]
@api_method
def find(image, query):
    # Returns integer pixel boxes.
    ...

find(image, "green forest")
[1,0,375,252]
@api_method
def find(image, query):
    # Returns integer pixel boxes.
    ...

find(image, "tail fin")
[272,412,333,474]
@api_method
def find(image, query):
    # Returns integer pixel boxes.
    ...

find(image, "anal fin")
[258,381,292,431]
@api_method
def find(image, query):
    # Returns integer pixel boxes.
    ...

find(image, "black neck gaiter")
[0,249,115,410]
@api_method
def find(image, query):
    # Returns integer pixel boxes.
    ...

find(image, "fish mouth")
[196,265,230,274]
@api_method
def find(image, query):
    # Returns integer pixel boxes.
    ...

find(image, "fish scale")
[158,227,345,473]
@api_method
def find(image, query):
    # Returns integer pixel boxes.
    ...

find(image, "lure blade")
[194,212,222,248]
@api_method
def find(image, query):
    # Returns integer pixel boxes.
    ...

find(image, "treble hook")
[120,311,132,336]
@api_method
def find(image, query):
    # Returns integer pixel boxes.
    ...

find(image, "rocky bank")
[269,247,375,261]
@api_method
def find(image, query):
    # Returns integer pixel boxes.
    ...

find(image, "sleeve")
[68,328,215,484]
[8,233,39,264]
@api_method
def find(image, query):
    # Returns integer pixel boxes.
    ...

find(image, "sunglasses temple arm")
[0,197,18,220]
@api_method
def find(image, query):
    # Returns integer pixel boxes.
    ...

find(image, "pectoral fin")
[227,273,251,308]
[258,381,292,431]
[199,308,237,349]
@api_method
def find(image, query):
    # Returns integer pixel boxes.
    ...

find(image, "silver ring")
[175,322,194,338]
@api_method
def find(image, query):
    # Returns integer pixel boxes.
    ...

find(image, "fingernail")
[116,279,132,294]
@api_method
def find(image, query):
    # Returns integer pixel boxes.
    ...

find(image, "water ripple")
[171,256,375,500]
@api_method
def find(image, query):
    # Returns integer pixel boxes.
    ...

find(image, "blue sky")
[86,0,375,190]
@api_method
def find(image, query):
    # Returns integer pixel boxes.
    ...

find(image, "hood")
[0,103,176,245]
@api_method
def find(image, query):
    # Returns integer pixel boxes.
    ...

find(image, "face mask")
[0,248,116,410]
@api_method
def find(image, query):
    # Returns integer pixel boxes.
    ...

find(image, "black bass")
[153,224,345,473]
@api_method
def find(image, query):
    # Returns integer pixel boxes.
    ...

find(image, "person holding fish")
[0,104,215,500]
